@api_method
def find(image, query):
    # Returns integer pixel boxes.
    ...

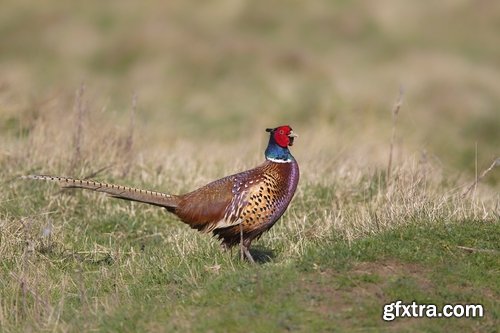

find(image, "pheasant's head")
[266,125,298,148]
[265,125,298,162]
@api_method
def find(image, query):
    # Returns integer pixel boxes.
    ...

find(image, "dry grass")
[1,94,498,330]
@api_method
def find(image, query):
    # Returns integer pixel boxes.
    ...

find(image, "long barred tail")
[23,175,180,209]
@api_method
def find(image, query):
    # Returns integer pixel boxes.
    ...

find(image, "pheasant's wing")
[23,175,180,209]
[175,169,265,232]
[175,176,236,231]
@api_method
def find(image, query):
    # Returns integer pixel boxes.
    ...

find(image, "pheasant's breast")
[238,173,282,229]
[213,160,299,246]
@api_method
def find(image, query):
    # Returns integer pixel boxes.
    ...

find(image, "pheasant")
[24,125,299,262]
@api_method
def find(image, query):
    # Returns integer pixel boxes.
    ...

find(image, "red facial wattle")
[273,126,294,148]
[274,132,289,147]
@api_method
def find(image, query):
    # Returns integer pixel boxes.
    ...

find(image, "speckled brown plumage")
[24,125,299,262]
[210,161,299,248]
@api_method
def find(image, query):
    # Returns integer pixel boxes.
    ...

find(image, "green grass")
[174,221,498,333]
[2,199,497,333]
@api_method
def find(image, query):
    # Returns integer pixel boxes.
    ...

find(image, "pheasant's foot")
[243,246,255,264]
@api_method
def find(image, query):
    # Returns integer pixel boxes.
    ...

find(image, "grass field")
[1,1,499,332]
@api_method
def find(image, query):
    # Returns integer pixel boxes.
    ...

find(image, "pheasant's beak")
[288,131,298,146]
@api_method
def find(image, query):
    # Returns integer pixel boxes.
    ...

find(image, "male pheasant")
[24,125,299,262]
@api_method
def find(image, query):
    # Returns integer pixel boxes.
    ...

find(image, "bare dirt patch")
[352,260,434,292]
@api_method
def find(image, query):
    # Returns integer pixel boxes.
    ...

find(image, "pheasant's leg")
[239,224,244,261]
[238,224,255,263]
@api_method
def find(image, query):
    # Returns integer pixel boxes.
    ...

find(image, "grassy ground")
[1,1,499,332]
[1,133,498,331]
[1,189,498,332]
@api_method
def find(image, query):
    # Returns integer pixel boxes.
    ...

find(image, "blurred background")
[1,0,499,183]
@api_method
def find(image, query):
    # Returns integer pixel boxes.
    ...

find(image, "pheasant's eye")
[279,130,284,135]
